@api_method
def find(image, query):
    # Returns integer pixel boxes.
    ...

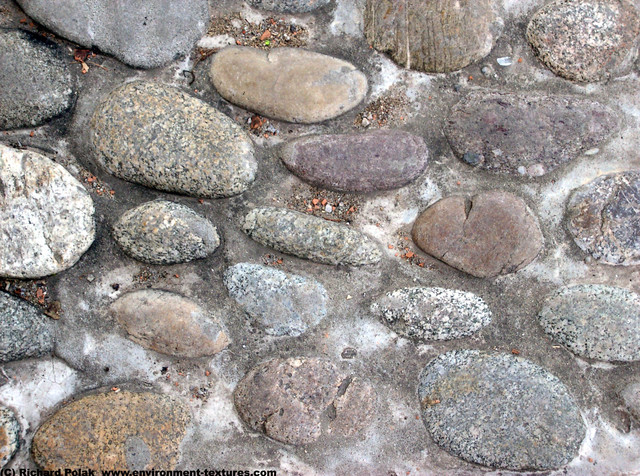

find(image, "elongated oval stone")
[248,0,330,12]
[0,292,53,363]
[0,145,95,278]
[90,81,256,198]
[280,130,429,192]
[113,200,220,265]
[211,47,368,123]
[243,207,381,266]
[419,350,585,470]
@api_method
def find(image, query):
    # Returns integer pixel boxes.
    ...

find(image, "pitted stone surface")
[0,406,19,468]
[113,200,220,265]
[445,92,618,176]
[419,350,585,470]
[280,130,429,192]
[90,81,256,198]
[539,284,640,362]
[223,263,327,336]
[211,47,367,123]
[371,287,492,341]
[247,0,330,12]
[567,171,640,265]
[0,292,53,363]
[243,207,381,266]
[527,0,640,82]
[0,145,95,278]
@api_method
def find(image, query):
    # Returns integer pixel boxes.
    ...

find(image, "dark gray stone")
[280,130,429,192]
[248,0,330,13]
[419,350,585,470]
[0,406,19,468]
[0,292,53,363]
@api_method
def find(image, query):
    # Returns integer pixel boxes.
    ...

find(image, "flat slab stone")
[15,0,209,69]
[419,350,585,470]
[32,390,191,470]
[363,0,502,73]
[567,171,640,265]
[539,284,640,362]
[280,130,429,192]
[0,29,75,130]
[0,292,53,363]
[90,81,256,198]
[248,0,330,12]
[0,145,95,278]
[412,191,543,278]
[223,263,327,337]
[527,0,640,82]
[113,200,220,265]
[371,287,492,341]
[211,47,368,123]
[445,92,619,177]
[243,207,381,266]
[110,289,229,358]
[0,406,19,468]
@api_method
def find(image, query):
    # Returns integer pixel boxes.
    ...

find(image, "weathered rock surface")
[223,263,327,336]
[527,0,640,82]
[363,0,503,73]
[621,382,640,421]
[412,192,543,278]
[32,390,191,470]
[110,289,229,358]
[539,284,640,362]
[280,130,429,192]
[0,29,75,130]
[113,200,220,265]
[15,0,209,69]
[419,350,585,470]
[248,0,330,12]
[211,47,367,123]
[243,207,381,266]
[0,145,95,278]
[0,406,19,468]
[445,92,619,176]
[90,81,256,198]
[567,171,640,265]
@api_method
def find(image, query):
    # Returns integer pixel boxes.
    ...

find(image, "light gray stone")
[248,0,331,12]
[0,406,19,468]
[621,382,640,421]
[0,292,53,363]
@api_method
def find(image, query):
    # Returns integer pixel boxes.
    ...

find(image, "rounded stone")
[419,350,586,470]
[211,47,368,124]
[526,0,640,82]
[32,390,191,470]
[371,287,492,341]
[539,284,640,362]
[113,200,220,265]
[363,0,503,73]
[412,191,543,278]
[247,0,330,12]
[0,406,20,468]
[280,130,429,192]
[110,289,230,358]
[15,0,209,69]
[0,28,75,130]
[223,263,327,337]
[445,92,619,177]
[567,171,640,265]
[0,144,96,279]
[90,81,256,198]
[243,207,381,266]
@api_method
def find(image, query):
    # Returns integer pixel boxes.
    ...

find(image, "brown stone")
[0,406,19,468]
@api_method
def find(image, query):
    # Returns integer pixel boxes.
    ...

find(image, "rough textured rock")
[113,200,220,265]
[211,47,367,123]
[223,263,327,336]
[15,0,209,69]
[539,284,640,362]
[412,192,543,278]
[0,406,19,468]
[419,350,585,470]
[0,28,75,130]
[32,390,191,470]
[371,287,492,341]
[0,144,95,278]
[280,130,429,192]
[621,382,640,421]
[110,289,229,358]
[90,81,256,198]
[243,207,381,266]
[445,92,619,176]
[363,0,503,73]
[247,0,330,12]
[567,171,640,265]
[0,292,53,363]
[527,0,640,82]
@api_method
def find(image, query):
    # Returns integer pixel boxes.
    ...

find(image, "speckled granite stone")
[90,81,256,198]
[419,350,585,470]
[248,0,330,12]
[0,292,53,363]
[243,207,381,266]
[0,406,19,468]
